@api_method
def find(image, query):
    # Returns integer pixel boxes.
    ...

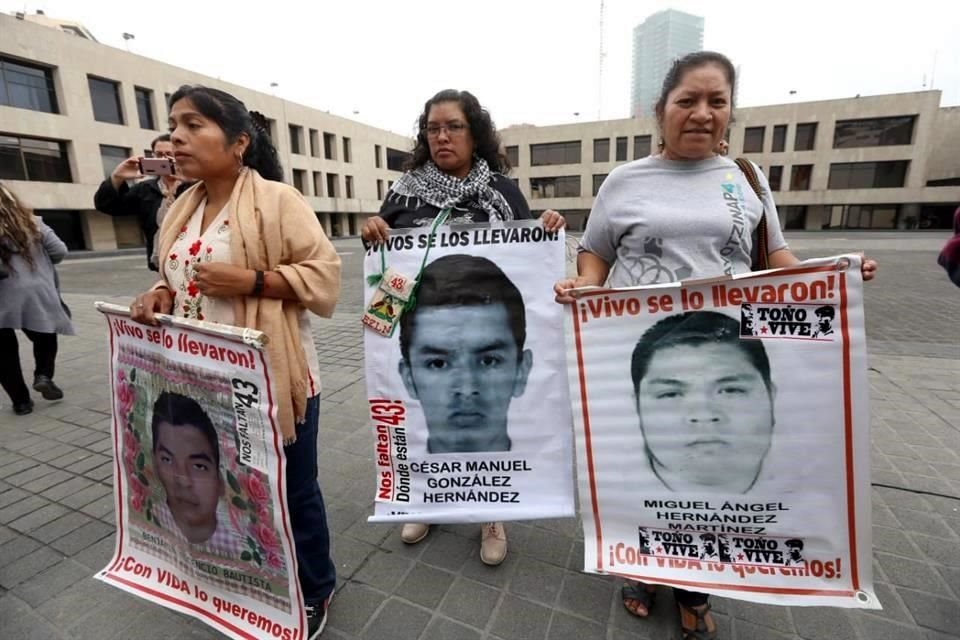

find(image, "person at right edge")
[555,51,878,640]
[361,89,565,567]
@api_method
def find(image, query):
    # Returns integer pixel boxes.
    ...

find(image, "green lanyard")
[366,208,452,313]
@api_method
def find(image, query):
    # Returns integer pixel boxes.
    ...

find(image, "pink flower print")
[116,379,136,418]
[252,522,281,554]
[188,240,202,257]
[243,472,271,507]
[130,480,147,512]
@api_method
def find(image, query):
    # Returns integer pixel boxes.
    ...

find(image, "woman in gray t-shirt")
[555,51,876,640]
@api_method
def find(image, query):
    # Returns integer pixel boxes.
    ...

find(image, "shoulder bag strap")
[734,157,769,271]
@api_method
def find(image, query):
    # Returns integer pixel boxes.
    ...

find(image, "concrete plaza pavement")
[1,231,958,639]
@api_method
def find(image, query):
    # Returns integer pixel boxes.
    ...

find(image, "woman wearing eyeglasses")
[361,89,563,565]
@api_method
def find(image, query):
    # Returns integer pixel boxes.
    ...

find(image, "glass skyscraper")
[631,9,705,118]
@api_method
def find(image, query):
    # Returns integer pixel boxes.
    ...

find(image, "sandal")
[677,601,718,640]
[621,582,657,618]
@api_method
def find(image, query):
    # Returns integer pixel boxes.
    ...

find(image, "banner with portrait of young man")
[95,303,306,640]
[363,220,576,523]
[566,256,879,608]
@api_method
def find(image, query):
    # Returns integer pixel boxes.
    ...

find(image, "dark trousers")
[0,328,57,405]
[674,588,709,608]
[284,394,336,605]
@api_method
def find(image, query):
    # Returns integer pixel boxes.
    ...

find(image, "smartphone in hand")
[139,157,175,176]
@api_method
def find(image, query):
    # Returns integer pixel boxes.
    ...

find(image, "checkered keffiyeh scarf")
[389,157,514,222]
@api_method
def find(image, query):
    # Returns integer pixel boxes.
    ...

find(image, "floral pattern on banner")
[166,237,215,321]
[117,359,286,575]
[225,458,282,569]
[117,368,156,523]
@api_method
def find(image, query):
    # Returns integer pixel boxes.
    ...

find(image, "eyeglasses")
[424,122,469,138]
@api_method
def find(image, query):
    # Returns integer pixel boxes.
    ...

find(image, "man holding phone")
[94,134,190,271]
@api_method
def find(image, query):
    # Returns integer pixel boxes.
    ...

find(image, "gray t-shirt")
[580,155,787,287]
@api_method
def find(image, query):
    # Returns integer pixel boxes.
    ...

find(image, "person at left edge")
[361,89,566,567]
[129,85,340,639]
[0,182,74,415]
[94,134,191,271]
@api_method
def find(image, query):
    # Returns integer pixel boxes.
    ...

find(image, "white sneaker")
[400,523,430,544]
[480,522,507,566]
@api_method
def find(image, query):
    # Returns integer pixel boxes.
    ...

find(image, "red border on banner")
[570,302,604,572]
[260,349,307,629]
[838,271,860,591]
[604,569,856,597]
[102,572,257,639]
[573,263,862,597]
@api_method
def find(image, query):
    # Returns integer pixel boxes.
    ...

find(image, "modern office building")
[502,90,960,231]
[0,11,412,250]
[630,9,704,118]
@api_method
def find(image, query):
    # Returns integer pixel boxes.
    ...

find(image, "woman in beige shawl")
[130,85,339,640]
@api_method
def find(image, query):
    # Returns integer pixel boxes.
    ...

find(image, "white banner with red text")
[95,303,307,639]
[363,221,576,523]
[566,257,878,608]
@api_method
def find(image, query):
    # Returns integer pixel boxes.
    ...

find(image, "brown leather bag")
[734,157,769,271]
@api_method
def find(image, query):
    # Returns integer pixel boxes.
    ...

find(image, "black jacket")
[93,178,190,267]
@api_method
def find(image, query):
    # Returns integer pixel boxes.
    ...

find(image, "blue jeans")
[284,394,336,605]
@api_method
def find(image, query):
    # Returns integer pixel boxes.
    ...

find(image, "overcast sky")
[5,0,959,136]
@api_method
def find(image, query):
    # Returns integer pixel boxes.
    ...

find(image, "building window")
[505,145,519,167]
[375,144,382,169]
[345,175,354,198]
[326,173,339,197]
[790,164,813,191]
[833,116,915,149]
[593,138,610,163]
[313,171,323,197]
[309,129,319,157]
[377,179,384,200]
[592,174,608,196]
[88,76,123,124]
[37,210,85,250]
[99,144,130,180]
[0,56,58,113]
[530,141,581,166]
[840,204,899,229]
[794,122,817,151]
[164,92,172,115]
[782,206,807,230]
[265,118,277,142]
[0,134,72,182]
[343,137,352,163]
[529,176,581,199]
[772,125,787,153]
[134,87,155,130]
[386,148,409,171]
[292,169,307,194]
[827,161,909,189]
[615,137,627,161]
[743,127,765,153]
[767,165,783,191]
[323,132,336,160]
[289,125,303,155]
[633,135,652,159]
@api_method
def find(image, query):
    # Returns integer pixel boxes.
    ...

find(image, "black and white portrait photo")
[398,254,533,454]
[631,311,776,494]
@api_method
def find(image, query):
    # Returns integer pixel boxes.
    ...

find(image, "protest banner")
[95,303,306,639]
[565,256,879,608]
[363,221,576,523]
